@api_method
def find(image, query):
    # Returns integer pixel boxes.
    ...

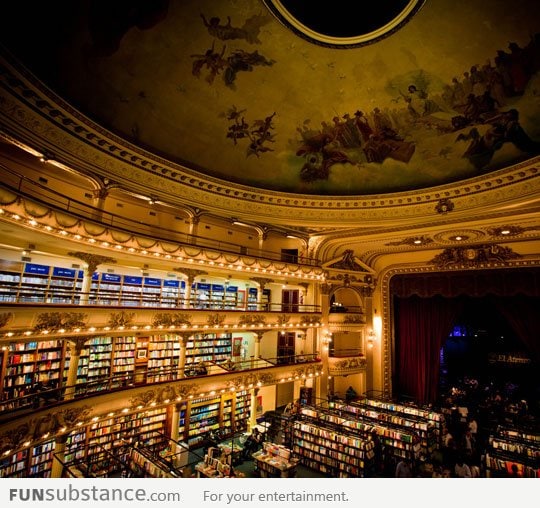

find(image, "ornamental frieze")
[431,244,522,269]
[34,312,87,332]
[327,356,367,377]
[108,311,135,328]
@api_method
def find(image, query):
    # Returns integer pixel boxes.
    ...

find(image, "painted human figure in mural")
[457,108,540,169]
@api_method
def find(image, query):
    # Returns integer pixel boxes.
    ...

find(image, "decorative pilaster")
[64,338,87,400]
[253,331,264,363]
[177,334,189,378]
[91,185,110,222]
[51,434,68,478]
[68,252,117,305]
[248,387,259,431]
[174,268,207,308]
[250,277,273,311]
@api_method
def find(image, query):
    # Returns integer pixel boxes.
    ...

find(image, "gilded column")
[250,277,273,311]
[177,334,188,378]
[64,339,86,400]
[68,252,116,305]
[248,387,259,431]
[51,435,68,478]
[174,268,207,309]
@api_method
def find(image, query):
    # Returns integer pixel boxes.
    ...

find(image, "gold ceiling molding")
[183,246,203,257]
[1,59,538,226]
[433,229,484,243]
[0,312,13,328]
[152,313,193,328]
[107,311,135,328]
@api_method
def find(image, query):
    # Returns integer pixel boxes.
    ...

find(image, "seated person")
[345,385,357,402]
[242,427,263,459]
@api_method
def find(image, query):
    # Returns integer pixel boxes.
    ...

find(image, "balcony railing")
[0,164,321,266]
[0,286,321,312]
[0,353,320,419]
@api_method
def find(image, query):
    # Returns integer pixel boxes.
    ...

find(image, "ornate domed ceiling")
[0,0,539,196]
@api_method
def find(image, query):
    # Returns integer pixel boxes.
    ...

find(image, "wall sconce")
[322,331,332,351]
[367,330,376,349]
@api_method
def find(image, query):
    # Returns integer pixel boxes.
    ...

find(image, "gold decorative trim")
[0,59,538,225]
[34,312,87,332]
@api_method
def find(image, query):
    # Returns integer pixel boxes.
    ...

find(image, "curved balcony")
[327,304,366,331]
[0,301,322,343]
[0,164,322,268]
[327,348,366,377]
[0,356,323,454]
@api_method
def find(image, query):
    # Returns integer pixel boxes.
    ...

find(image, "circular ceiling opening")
[262,0,425,48]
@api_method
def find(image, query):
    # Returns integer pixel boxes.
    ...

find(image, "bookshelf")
[121,275,143,306]
[330,399,438,456]
[3,340,66,400]
[298,405,420,464]
[147,334,179,382]
[64,407,168,474]
[292,420,374,477]
[28,439,55,477]
[0,439,56,478]
[185,333,232,366]
[76,337,113,392]
[359,398,444,438]
[187,396,222,447]
[234,390,251,433]
[0,259,23,302]
[112,336,136,386]
[0,448,29,477]
[485,426,539,478]
[182,392,250,448]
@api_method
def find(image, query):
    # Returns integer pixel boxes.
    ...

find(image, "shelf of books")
[147,334,180,383]
[64,407,168,474]
[0,259,22,302]
[234,390,251,433]
[0,438,56,478]
[76,337,113,393]
[298,405,420,463]
[292,419,375,477]
[358,397,444,442]
[0,263,84,304]
[185,333,232,366]
[183,391,251,448]
[186,396,222,447]
[112,336,136,386]
[329,399,438,456]
[2,340,66,400]
[485,426,539,477]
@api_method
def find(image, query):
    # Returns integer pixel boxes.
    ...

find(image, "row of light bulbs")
[2,322,323,342]
[2,209,324,281]
[1,367,323,457]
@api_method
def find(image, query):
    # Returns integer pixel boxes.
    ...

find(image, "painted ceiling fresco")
[0,0,539,196]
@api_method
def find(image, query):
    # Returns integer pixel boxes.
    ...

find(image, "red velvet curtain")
[395,296,463,405]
